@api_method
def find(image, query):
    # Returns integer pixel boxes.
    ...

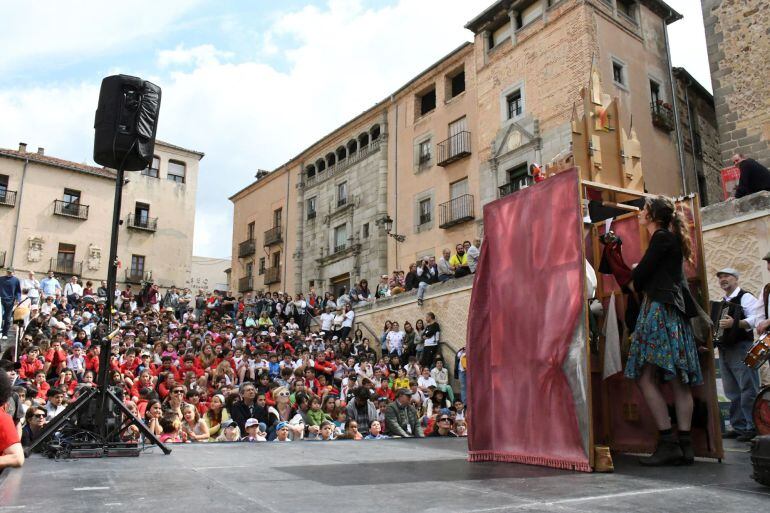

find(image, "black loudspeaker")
[93,74,161,171]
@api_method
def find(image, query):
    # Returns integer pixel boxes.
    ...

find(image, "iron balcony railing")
[238,275,254,292]
[49,258,83,277]
[125,269,151,284]
[650,101,675,132]
[238,238,256,258]
[419,213,432,225]
[333,243,347,254]
[54,200,89,220]
[264,225,282,246]
[418,152,431,166]
[264,267,281,285]
[307,210,317,220]
[127,213,158,232]
[337,197,348,208]
[0,189,17,207]
[0,250,6,268]
[436,131,471,167]
[439,194,475,229]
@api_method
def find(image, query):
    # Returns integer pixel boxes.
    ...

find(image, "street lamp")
[383,215,406,243]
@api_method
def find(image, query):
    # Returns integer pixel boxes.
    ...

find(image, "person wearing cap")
[715,267,763,442]
[0,267,21,340]
[240,418,266,442]
[273,421,291,442]
[384,388,423,438]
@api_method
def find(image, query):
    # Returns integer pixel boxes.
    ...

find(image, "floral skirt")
[624,298,703,385]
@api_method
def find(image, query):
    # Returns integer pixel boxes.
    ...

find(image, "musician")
[715,268,762,442]
[625,196,701,466]
[755,252,770,386]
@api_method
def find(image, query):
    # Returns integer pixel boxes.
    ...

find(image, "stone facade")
[672,67,722,206]
[702,0,770,166]
[701,191,770,299]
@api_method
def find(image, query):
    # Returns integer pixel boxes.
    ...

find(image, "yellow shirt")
[394,377,410,390]
[449,253,467,267]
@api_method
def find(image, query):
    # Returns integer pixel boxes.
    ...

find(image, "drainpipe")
[663,13,687,195]
[283,168,290,290]
[682,78,700,199]
[9,156,29,268]
[393,98,399,269]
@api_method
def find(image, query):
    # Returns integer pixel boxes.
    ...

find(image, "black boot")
[678,430,694,466]
[639,431,683,466]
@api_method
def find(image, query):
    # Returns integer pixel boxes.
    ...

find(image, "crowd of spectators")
[0,266,470,450]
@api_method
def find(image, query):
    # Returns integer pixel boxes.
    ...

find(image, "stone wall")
[702,0,770,166]
[701,191,770,299]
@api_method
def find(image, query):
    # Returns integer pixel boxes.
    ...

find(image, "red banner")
[721,166,740,200]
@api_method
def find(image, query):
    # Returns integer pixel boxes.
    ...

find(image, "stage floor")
[0,438,766,512]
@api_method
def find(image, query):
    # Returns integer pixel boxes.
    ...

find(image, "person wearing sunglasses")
[428,414,457,437]
[22,406,48,448]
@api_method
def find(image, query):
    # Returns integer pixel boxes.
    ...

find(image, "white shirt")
[342,310,355,328]
[466,244,480,273]
[22,278,41,298]
[320,312,335,331]
[417,375,436,390]
[64,282,83,297]
[386,330,404,353]
[723,287,762,330]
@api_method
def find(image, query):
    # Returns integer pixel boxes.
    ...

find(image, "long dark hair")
[644,196,692,262]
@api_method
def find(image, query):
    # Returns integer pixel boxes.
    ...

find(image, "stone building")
[672,67,721,206]
[0,140,203,288]
[702,0,770,167]
[230,0,690,297]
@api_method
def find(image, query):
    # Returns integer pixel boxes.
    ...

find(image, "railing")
[238,239,256,258]
[333,243,347,254]
[0,250,5,268]
[238,275,254,292]
[0,189,17,207]
[651,101,675,132]
[54,200,89,219]
[305,139,381,188]
[418,153,431,166]
[264,267,281,285]
[49,258,83,277]
[127,213,158,232]
[419,213,432,225]
[307,210,316,220]
[125,269,151,284]
[439,194,475,229]
[264,225,282,246]
[336,197,347,208]
[436,131,471,167]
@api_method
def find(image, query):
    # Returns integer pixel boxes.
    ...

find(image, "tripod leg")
[28,387,98,453]
[105,389,171,455]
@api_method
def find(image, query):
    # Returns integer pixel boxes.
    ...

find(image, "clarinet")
[713,301,730,345]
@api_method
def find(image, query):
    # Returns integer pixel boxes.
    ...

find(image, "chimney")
[18,142,27,152]
[37,147,45,156]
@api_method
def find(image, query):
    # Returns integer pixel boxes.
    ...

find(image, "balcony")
[264,266,281,285]
[238,275,254,293]
[333,243,347,254]
[0,189,17,207]
[238,238,256,258]
[439,194,475,229]
[436,131,471,167]
[307,210,316,220]
[127,213,158,232]
[0,250,5,268]
[125,269,151,284]
[264,225,282,246]
[651,101,675,132]
[49,258,83,277]
[54,200,89,220]
[419,213,432,225]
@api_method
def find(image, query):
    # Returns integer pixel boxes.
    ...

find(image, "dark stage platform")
[0,438,766,512]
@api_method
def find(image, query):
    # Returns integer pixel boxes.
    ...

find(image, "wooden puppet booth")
[466,70,723,471]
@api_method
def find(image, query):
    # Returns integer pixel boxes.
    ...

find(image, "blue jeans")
[417,282,429,301]
[1,298,13,336]
[719,340,760,433]
[459,369,467,403]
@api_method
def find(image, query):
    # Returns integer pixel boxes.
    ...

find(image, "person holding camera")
[416,256,438,306]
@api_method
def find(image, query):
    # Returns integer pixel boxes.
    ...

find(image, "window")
[167,160,186,183]
[418,140,432,166]
[273,208,282,228]
[63,188,80,205]
[271,251,281,268]
[337,182,348,208]
[649,79,661,104]
[258,258,265,275]
[307,197,317,220]
[246,262,254,277]
[134,202,150,228]
[617,0,637,23]
[507,164,532,192]
[419,198,432,225]
[142,155,160,178]
[130,254,145,274]
[506,89,523,119]
[612,59,626,88]
[247,221,255,240]
[362,222,369,239]
[449,70,465,99]
[418,87,436,116]
[57,243,76,272]
[0,174,8,204]
[334,224,347,253]
[488,20,511,49]
[521,2,543,26]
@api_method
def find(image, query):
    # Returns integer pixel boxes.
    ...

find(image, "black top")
[632,229,689,315]
[735,158,770,198]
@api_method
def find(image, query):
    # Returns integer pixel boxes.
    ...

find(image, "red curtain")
[467,169,591,471]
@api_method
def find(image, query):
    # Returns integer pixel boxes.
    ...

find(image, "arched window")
[305,164,316,178]
[347,139,358,155]
[358,132,369,148]
[316,158,326,172]
[326,152,336,167]
[336,146,347,161]
[370,124,381,141]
